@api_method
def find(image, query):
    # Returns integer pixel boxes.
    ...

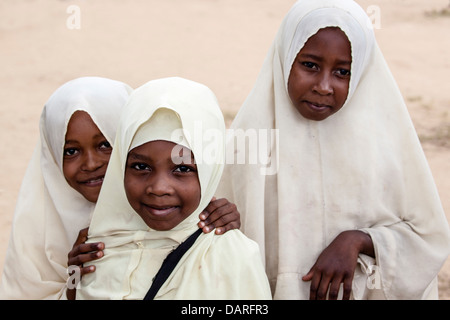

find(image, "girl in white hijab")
[217,0,450,300]
[0,77,133,299]
[0,77,241,300]
[77,77,271,300]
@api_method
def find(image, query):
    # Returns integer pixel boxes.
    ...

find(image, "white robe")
[0,77,132,299]
[216,0,450,300]
[77,77,272,300]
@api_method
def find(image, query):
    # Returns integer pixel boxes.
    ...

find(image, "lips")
[305,101,332,112]
[79,176,104,187]
[143,204,179,217]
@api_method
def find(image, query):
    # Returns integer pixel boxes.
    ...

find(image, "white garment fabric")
[0,77,132,299]
[77,77,271,300]
[216,0,450,299]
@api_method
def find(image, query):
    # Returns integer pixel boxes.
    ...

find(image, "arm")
[198,197,241,235]
[66,227,105,300]
[302,230,374,300]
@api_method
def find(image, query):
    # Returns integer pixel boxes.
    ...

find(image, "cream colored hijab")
[0,77,132,299]
[77,77,271,300]
[217,0,450,299]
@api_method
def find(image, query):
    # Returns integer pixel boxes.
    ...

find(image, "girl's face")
[63,111,111,203]
[124,140,201,231]
[287,27,352,121]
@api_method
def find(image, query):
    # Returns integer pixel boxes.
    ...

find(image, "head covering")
[0,77,132,299]
[77,77,271,300]
[216,0,450,299]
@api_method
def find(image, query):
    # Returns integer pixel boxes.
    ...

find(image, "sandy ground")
[0,0,449,299]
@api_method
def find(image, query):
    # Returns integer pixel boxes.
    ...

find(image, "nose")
[313,72,334,96]
[80,150,103,172]
[145,172,173,197]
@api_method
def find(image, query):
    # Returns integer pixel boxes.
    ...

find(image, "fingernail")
[198,222,205,228]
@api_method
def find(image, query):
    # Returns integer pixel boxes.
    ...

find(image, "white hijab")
[77,77,271,300]
[217,0,450,299]
[0,77,132,299]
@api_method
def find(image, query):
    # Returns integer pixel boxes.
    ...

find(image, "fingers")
[198,197,225,222]
[68,242,104,260]
[321,275,352,300]
[68,242,104,267]
[198,198,241,234]
[199,196,218,221]
[308,271,327,300]
[303,269,353,300]
[327,276,343,300]
[68,264,96,277]
[67,245,103,277]
[342,277,353,300]
[67,228,104,281]
[301,270,313,282]
[72,227,89,249]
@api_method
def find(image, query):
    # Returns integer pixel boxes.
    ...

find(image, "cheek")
[287,73,308,117]
[101,151,112,162]
[183,180,201,212]
[124,175,141,207]
[94,152,112,168]
[287,67,308,102]
[62,162,78,185]
[287,69,299,100]
[334,81,350,108]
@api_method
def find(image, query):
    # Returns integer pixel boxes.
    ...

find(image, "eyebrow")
[299,53,352,66]
[64,140,79,145]
[127,149,196,164]
[128,152,151,162]
[64,134,107,145]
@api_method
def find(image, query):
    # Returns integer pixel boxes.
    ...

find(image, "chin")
[80,191,99,203]
[299,110,330,121]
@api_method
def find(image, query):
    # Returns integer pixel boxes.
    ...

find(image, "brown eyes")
[336,69,351,77]
[300,61,351,78]
[63,141,112,158]
[64,148,78,157]
[129,163,197,174]
[99,141,112,149]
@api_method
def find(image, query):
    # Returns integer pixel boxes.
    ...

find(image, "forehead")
[300,27,351,61]
[66,111,101,135]
[128,140,194,161]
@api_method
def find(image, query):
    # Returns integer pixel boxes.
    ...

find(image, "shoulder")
[200,229,262,257]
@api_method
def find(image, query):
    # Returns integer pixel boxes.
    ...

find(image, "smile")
[80,176,104,187]
[144,205,179,216]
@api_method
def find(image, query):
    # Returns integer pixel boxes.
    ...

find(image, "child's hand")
[66,227,104,299]
[198,197,241,235]
[302,230,374,300]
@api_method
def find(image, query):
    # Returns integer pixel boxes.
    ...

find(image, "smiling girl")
[0,77,241,300]
[63,110,113,203]
[0,77,132,299]
[124,140,201,232]
[77,77,271,300]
